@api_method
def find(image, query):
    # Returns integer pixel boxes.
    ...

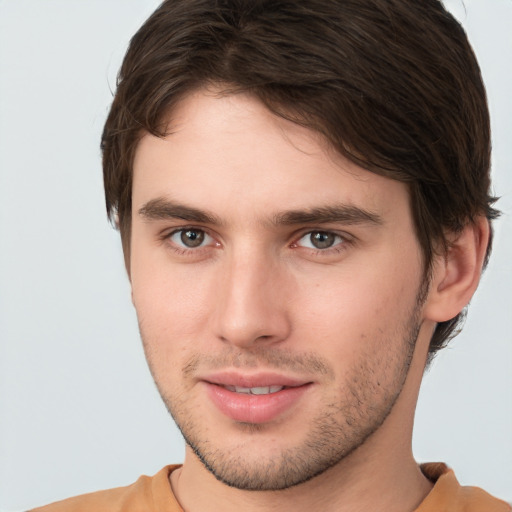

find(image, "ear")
[423,217,490,322]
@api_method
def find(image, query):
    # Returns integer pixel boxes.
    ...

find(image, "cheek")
[130,248,216,350]
[132,267,214,389]
[294,251,422,355]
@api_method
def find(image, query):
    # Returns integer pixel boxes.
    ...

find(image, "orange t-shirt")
[30,463,510,512]
[415,463,511,512]
[30,465,182,512]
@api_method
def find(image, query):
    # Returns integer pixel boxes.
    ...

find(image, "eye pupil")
[181,229,205,247]
[311,231,335,249]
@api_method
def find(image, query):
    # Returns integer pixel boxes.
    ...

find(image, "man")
[30,0,510,510]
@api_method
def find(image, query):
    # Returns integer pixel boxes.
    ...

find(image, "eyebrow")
[271,205,383,226]
[138,197,382,227]
[138,197,222,225]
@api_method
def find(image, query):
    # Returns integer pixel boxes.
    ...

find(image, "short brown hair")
[101,0,499,358]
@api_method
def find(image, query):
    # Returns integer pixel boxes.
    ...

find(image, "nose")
[212,249,292,349]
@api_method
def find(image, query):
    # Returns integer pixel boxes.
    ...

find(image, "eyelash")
[292,230,351,254]
[162,226,218,256]
[161,227,353,258]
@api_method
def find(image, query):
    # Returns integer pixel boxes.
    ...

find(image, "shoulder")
[417,463,511,512]
[29,465,182,512]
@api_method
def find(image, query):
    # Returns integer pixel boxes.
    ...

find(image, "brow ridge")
[138,197,382,227]
[138,197,221,224]
[271,205,382,226]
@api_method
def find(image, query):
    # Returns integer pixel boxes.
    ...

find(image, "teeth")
[250,386,284,395]
[224,385,284,395]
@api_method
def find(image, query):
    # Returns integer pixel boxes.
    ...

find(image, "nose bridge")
[213,243,291,347]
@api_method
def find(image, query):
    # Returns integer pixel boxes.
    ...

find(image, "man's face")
[130,89,429,490]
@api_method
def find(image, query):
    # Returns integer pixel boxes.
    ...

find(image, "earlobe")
[424,217,490,322]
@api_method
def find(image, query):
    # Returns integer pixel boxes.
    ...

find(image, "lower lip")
[204,383,311,424]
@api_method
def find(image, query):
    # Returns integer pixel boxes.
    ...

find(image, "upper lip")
[201,371,311,388]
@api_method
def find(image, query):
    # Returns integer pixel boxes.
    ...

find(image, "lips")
[202,372,312,424]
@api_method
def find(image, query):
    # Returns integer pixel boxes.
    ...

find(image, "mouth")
[201,373,313,424]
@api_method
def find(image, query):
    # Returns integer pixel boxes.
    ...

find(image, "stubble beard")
[141,304,422,491]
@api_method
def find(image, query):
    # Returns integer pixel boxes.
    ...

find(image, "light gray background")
[0,1,511,510]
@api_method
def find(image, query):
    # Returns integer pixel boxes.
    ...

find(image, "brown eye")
[309,231,337,249]
[170,229,210,248]
[180,229,205,247]
[295,231,345,251]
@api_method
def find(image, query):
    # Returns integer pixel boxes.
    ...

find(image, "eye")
[169,228,213,249]
[296,231,344,250]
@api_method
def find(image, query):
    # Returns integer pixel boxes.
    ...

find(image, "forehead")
[132,88,411,224]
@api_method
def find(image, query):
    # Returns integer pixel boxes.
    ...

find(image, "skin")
[129,88,489,512]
